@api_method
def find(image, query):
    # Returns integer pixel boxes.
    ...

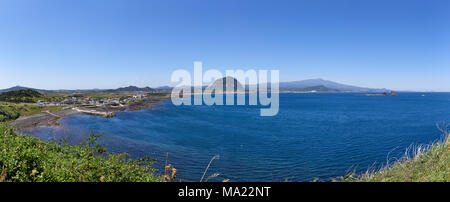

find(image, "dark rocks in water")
[363,91,398,96]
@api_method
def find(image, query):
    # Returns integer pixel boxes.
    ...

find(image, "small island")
[363,91,399,96]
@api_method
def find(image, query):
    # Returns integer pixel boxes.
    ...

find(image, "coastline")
[11,91,407,129]
[13,97,169,129]
[7,92,449,182]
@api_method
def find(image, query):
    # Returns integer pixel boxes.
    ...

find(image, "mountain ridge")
[105,86,154,92]
[278,78,387,92]
[0,78,388,93]
[0,86,49,93]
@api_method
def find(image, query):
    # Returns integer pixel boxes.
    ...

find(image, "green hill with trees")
[0,103,64,122]
[0,90,44,103]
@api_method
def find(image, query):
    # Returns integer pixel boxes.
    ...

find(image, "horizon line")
[1,84,450,93]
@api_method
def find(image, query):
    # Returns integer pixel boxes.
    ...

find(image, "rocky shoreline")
[13,97,169,129]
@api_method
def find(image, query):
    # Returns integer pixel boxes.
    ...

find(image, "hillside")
[106,86,154,93]
[153,86,173,92]
[0,86,48,93]
[0,90,64,121]
[0,103,63,122]
[0,90,44,103]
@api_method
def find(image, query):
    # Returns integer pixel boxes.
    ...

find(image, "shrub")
[0,123,161,182]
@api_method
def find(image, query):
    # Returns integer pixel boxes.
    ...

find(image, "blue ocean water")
[24,93,450,181]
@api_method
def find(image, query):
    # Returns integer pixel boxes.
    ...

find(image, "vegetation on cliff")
[0,102,63,122]
[0,123,161,182]
[337,124,449,182]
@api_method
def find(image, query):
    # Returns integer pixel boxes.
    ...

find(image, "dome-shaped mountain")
[206,77,245,93]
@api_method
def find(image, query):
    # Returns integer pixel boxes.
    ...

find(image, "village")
[36,93,149,107]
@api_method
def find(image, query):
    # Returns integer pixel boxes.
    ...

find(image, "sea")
[22,92,450,181]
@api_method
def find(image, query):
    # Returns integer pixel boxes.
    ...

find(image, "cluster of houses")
[37,93,149,107]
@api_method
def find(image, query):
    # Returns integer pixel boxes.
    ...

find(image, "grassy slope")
[0,123,161,182]
[352,127,449,182]
[0,102,64,122]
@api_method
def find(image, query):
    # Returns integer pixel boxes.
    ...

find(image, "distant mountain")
[0,78,387,94]
[0,85,156,93]
[51,88,108,93]
[0,86,49,93]
[106,86,154,92]
[293,85,339,92]
[202,78,378,93]
[279,78,386,92]
[153,86,173,92]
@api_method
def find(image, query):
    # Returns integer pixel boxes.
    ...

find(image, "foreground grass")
[0,123,161,182]
[338,125,449,182]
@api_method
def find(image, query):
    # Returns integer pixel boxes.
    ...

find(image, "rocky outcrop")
[206,77,245,93]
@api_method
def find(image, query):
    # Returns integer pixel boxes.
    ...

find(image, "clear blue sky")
[0,0,449,91]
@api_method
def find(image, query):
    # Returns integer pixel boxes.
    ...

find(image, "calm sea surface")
[23,93,450,181]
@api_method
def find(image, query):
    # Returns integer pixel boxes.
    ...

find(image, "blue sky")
[0,0,449,91]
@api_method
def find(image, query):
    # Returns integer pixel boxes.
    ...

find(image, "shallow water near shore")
[23,93,450,181]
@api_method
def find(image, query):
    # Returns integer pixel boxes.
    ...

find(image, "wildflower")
[165,164,172,173]
[0,167,6,182]
[163,174,171,182]
[171,168,177,181]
